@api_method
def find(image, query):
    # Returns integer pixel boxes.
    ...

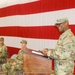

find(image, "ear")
[65,22,68,26]
[2,40,4,42]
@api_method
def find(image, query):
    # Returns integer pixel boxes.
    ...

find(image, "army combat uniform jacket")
[48,29,75,75]
[15,50,23,65]
[0,45,8,63]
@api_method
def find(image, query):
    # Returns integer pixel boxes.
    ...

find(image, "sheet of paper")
[32,51,43,56]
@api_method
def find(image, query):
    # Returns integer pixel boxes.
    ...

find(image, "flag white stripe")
[1,36,57,50]
[0,9,75,27]
[0,0,38,8]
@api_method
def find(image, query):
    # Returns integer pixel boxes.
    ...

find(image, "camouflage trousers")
[2,62,22,75]
[54,60,74,75]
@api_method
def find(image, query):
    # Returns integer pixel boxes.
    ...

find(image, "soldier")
[0,37,8,63]
[2,40,28,75]
[42,18,75,75]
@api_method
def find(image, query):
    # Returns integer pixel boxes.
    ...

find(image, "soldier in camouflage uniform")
[0,37,8,63]
[2,40,28,75]
[42,18,75,75]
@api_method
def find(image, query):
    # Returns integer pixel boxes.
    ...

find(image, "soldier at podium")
[42,18,75,75]
[2,40,28,75]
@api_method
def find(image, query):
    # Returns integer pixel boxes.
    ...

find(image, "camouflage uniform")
[48,29,75,75]
[2,49,23,75]
[0,44,8,63]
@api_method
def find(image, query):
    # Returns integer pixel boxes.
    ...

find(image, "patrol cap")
[55,18,68,25]
[0,37,4,41]
[20,40,27,44]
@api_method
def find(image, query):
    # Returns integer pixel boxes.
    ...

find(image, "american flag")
[0,0,75,73]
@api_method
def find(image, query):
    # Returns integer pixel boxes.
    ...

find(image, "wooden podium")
[23,49,52,75]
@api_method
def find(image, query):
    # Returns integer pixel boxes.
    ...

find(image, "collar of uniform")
[21,47,28,51]
[60,29,73,40]
[61,29,71,36]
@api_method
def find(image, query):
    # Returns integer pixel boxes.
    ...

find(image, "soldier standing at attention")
[2,40,28,75]
[0,37,8,63]
[42,18,75,75]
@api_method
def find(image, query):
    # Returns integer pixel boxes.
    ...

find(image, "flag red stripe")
[7,46,19,57]
[0,25,75,39]
[0,0,75,17]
